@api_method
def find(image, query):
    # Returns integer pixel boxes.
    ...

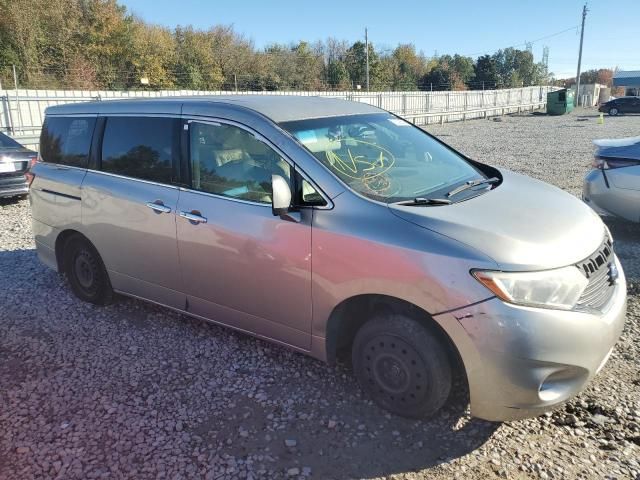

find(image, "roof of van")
[44,95,384,123]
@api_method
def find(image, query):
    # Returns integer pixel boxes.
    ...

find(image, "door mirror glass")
[272,174,292,216]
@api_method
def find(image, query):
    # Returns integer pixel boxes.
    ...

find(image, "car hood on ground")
[389,169,605,271]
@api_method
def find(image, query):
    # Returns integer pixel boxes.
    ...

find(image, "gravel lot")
[1,110,639,480]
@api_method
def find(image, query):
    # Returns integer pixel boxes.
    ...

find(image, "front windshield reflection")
[281,113,484,203]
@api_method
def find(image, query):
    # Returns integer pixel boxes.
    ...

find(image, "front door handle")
[146,201,172,213]
[179,210,208,224]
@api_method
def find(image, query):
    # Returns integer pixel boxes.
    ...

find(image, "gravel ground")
[1,110,639,480]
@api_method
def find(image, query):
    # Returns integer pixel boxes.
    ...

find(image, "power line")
[462,25,579,58]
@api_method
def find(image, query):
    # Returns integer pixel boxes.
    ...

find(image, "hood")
[389,169,605,271]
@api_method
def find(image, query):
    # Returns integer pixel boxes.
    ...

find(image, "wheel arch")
[325,294,464,371]
[54,229,92,272]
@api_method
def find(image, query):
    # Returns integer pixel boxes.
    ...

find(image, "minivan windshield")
[281,113,485,203]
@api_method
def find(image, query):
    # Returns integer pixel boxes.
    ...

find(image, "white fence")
[1,86,553,148]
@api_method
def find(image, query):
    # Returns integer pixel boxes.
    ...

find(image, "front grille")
[575,235,616,312]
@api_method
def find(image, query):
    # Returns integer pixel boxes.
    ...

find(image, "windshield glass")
[280,113,484,203]
[0,132,22,149]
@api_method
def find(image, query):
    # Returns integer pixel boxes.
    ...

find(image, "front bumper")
[445,255,626,421]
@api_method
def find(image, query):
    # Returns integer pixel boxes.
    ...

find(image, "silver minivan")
[30,96,626,421]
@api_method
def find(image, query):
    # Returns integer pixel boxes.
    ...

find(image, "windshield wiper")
[446,177,500,198]
[393,197,452,206]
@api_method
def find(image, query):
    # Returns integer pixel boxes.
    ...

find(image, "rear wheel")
[608,107,619,116]
[63,235,114,305]
[352,314,452,418]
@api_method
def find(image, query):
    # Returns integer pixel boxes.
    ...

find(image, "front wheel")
[352,314,452,418]
[608,107,619,116]
[63,235,114,305]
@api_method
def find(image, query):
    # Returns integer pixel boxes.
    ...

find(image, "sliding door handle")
[146,202,172,213]
[179,211,207,224]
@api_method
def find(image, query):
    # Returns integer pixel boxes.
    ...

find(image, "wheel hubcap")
[74,251,94,289]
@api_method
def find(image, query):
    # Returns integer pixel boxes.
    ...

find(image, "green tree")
[492,48,544,87]
[173,26,223,89]
[345,41,379,89]
[421,54,474,90]
[474,55,498,88]
[387,44,428,90]
[78,0,135,89]
[129,21,175,89]
[323,37,350,89]
[291,41,324,90]
[327,59,349,89]
[0,0,556,92]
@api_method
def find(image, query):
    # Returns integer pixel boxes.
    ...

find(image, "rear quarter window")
[40,117,96,167]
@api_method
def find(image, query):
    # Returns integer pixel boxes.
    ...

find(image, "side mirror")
[271,174,292,216]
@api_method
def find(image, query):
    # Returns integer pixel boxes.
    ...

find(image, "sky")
[119,0,639,79]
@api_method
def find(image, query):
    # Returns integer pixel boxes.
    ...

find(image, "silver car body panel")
[31,96,627,421]
[46,95,382,122]
[449,254,626,421]
[30,163,86,229]
[583,167,640,223]
[176,187,313,350]
[310,192,499,341]
[391,170,606,270]
[81,170,185,309]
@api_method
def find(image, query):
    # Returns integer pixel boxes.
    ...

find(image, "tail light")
[25,154,38,187]
[592,156,640,170]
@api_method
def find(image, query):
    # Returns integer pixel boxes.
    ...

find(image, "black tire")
[608,107,619,116]
[352,314,452,418]
[63,234,114,305]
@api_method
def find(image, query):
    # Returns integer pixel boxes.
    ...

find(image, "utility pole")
[12,64,18,90]
[12,64,23,134]
[575,4,588,106]
[365,27,370,92]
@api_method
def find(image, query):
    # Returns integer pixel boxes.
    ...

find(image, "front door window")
[190,122,291,203]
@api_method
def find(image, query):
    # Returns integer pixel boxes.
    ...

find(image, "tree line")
[1,0,551,91]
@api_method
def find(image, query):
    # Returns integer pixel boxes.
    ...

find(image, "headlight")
[472,266,589,310]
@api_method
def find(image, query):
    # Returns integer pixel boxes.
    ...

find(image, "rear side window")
[101,117,178,184]
[40,117,96,167]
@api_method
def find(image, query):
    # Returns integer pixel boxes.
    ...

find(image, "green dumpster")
[546,89,574,115]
